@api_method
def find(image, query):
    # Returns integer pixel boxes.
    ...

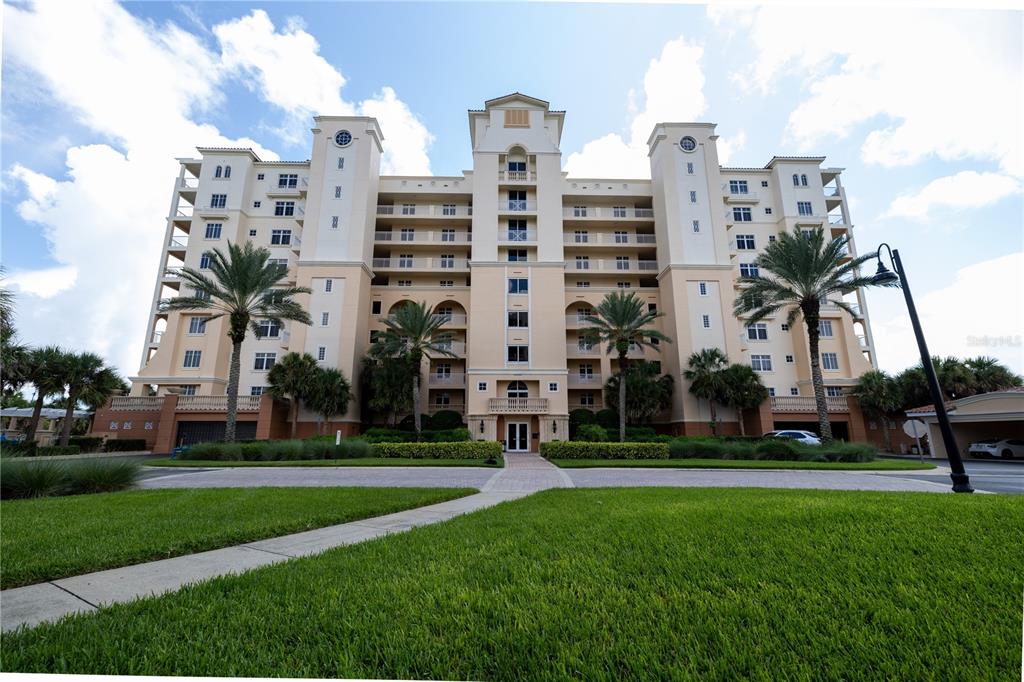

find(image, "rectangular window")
[739,263,759,278]
[785,354,794,363]
[441,228,456,242]
[648,303,657,313]
[826,386,844,397]
[764,207,773,215]
[572,205,587,218]
[254,352,276,371]
[729,180,748,195]
[702,314,711,329]
[183,350,202,368]
[504,109,529,127]
[199,253,211,269]
[210,194,226,208]
[477,382,487,392]
[686,162,694,175]
[253,201,261,208]
[331,216,339,229]
[733,207,752,222]
[768,387,776,397]
[548,382,559,392]
[692,220,700,233]
[822,352,839,370]
[270,229,291,245]
[751,355,773,372]
[337,157,345,169]
[401,203,416,216]
[508,311,529,328]
[819,320,834,337]
[508,249,527,262]
[508,161,526,172]
[575,256,590,270]
[257,174,265,181]
[442,203,456,216]
[576,281,590,288]
[250,386,266,396]
[324,279,333,293]
[506,220,528,242]
[399,228,415,242]
[439,280,454,287]
[746,323,768,341]
[689,191,697,203]
[278,174,298,188]
[320,312,330,326]
[507,345,529,363]
[579,392,595,407]
[256,319,280,338]
[334,186,342,199]
[736,234,756,250]
[614,231,628,244]
[790,387,800,396]
[397,280,412,287]
[797,201,813,216]
[615,255,630,270]
[761,180,768,188]
[249,229,258,237]
[269,258,288,268]
[769,235,777,242]
[204,223,222,239]
[187,317,208,335]
[274,201,295,216]
[180,385,198,396]
[317,346,327,362]
[371,301,382,314]
[439,254,455,269]
[613,206,627,218]
[508,278,528,294]
[698,282,708,296]
[617,282,631,289]
[574,230,588,243]
[398,254,414,268]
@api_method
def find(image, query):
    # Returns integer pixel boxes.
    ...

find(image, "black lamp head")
[871,260,900,286]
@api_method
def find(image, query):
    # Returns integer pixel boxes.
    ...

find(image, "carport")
[906,389,1024,459]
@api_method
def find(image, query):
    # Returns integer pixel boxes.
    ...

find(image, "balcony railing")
[563,233,656,245]
[428,402,465,414]
[150,330,163,344]
[163,267,183,279]
[828,216,846,225]
[501,200,537,212]
[177,395,262,412]
[568,401,602,411]
[427,341,466,357]
[566,259,658,272]
[498,170,536,182]
[770,396,849,413]
[488,397,549,414]
[376,205,473,218]
[568,373,603,387]
[168,237,188,250]
[179,177,199,189]
[562,206,654,219]
[428,372,465,387]
[374,230,472,243]
[372,257,470,271]
[565,315,593,327]
[432,313,467,326]
[567,343,600,356]
[109,396,165,411]
[499,230,538,243]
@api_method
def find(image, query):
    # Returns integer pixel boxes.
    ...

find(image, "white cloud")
[713,7,1022,177]
[5,266,79,299]
[359,88,434,176]
[882,171,1022,220]
[564,36,706,178]
[873,252,1024,375]
[717,130,747,166]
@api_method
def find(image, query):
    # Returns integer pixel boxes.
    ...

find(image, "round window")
[334,130,352,147]
[680,136,697,152]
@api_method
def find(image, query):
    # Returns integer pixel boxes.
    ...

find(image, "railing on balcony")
[566,259,658,272]
[562,207,655,219]
[568,373,603,387]
[427,341,466,357]
[565,315,593,327]
[428,402,465,414]
[168,237,188,250]
[770,396,849,412]
[502,200,537,212]
[179,177,199,189]
[372,257,470,271]
[498,170,536,182]
[163,267,183,279]
[563,233,657,245]
[427,372,465,386]
[376,204,473,217]
[499,230,538,242]
[856,334,870,348]
[433,313,467,326]
[150,330,163,344]
[177,395,262,412]
[567,343,600,356]
[374,230,472,243]
[568,401,602,411]
[110,396,165,411]
[488,397,549,414]
[828,215,846,225]
[173,208,193,218]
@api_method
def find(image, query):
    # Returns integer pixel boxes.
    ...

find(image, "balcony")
[565,315,593,328]
[149,330,163,345]
[498,170,536,183]
[428,401,465,414]
[433,313,467,327]
[374,230,471,244]
[564,233,656,246]
[163,266,184,280]
[770,396,849,413]
[567,343,600,357]
[725,191,759,204]
[109,396,165,411]
[266,178,307,197]
[499,230,538,243]
[376,204,473,219]
[500,200,537,213]
[372,257,470,272]
[178,177,199,190]
[196,204,230,219]
[568,401,602,411]
[562,207,654,220]
[568,373,603,387]
[177,395,262,412]
[289,236,302,253]
[428,372,465,387]
[488,397,549,414]
[566,259,658,273]
[427,341,466,358]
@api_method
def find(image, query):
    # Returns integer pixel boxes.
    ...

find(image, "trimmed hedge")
[371,441,502,460]
[68,437,104,453]
[360,427,471,444]
[540,441,670,460]
[575,424,609,442]
[180,439,371,462]
[105,439,148,452]
[2,443,82,458]
[668,437,874,463]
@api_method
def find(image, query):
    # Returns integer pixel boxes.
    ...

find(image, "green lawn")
[551,458,936,470]
[0,487,473,589]
[3,488,1021,679]
[147,457,502,468]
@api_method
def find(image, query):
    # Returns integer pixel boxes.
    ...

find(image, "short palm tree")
[375,301,455,440]
[306,367,353,435]
[58,352,124,446]
[267,352,319,439]
[581,290,670,442]
[160,242,311,441]
[23,346,68,443]
[0,265,15,341]
[721,362,769,436]
[964,356,1022,394]
[734,228,896,442]
[683,348,729,435]
[852,370,903,452]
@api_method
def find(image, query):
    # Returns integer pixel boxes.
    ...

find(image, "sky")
[2,0,1022,382]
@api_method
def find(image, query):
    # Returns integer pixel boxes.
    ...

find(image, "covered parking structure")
[906,389,1024,459]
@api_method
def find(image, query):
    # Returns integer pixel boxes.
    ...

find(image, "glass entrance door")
[506,422,529,452]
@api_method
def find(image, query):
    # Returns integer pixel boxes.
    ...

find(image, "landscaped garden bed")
[2,488,1020,678]
[147,457,503,468]
[550,458,935,470]
[0,487,474,589]
[172,438,501,465]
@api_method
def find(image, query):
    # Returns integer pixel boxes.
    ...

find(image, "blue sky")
[2,1,1022,379]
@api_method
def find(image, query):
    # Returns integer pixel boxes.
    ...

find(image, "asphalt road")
[880,458,1024,495]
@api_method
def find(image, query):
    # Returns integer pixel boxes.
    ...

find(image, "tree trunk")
[412,371,422,442]
[289,398,298,439]
[25,392,45,443]
[224,338,242,442]
[59,386,79,446]
[737,407,746,436]
[805,314,834,443]
[618,351,627,443]
[881,415,893,452]
[708,401,718,436]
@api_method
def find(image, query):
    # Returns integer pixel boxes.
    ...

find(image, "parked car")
[764,430,822,446]
[967,438,1024,459]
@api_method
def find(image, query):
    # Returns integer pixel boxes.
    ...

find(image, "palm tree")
[57,352,124,446]
[683,348,729,435]
[933,356,976,400]
[852,370,903,452]
[720,363,769,436]
[267,352,319,439]
[375,301,455,441]
[0,265,15,341]
[582,291,670,442]
[306,367,353,435]
[734,227,896,442]
[23,346,68,443]
[964,356,1022,394]
[160,241,311,442]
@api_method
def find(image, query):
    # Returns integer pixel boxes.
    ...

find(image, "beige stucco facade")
[130,93,878,446]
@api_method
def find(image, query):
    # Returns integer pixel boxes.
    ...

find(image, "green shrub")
[181,442,223,460]
[540,441,669,460]
[35,445,81,457]
[429,410,464,430]
[595,409,619,431]
[371,441,501,459]
[268,440,305,461]
[361,428,414,443]
[302,439,333,459]
[568,408,596,438]
[68,437,104,453]
[239,442,267,461]
[336,439,371,459]
[575,424,609,442]
[666,437,877,463]
[104,439,148,452]
[422,428,471,443]
[2,441,38,457]
[65,459,141,494]
[397,414,433,432]
[815,442,875,463]
[754,439,800,460]
[1,460,68,499]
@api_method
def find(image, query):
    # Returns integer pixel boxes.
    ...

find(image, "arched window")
[791,173,799,186]
[215,165,223,178]
[507,381,528,398]
[800,174,808,186]
[224,165,232,178]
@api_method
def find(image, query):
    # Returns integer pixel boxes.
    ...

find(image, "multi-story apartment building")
[106,93,877,450]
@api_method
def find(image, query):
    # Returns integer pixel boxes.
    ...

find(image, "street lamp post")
[872,244,973,493]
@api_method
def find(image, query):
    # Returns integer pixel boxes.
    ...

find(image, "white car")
[764,430,822,446]
[967,439,1024,459]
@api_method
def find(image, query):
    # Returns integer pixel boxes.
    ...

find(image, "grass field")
[147,457,502,468]
[0,487,473,589]
[550,458,936,470]
[2,488,1021,679]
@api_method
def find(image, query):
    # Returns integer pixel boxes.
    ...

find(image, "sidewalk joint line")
[48,582,99,610]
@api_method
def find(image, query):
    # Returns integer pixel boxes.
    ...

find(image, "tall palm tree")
[160,242,311,441]
[964,356,1022,394]
[720,363,769,436]
[683,348,729,435]
[581,291,670,442]
[375,301,455,441]
[267,352,319,439]
[852,370,903,452]
[23,346,68,443]
[306,367,353,435]
[734,227,896,442]
[0,265,15,341]
[57,352,124,446]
